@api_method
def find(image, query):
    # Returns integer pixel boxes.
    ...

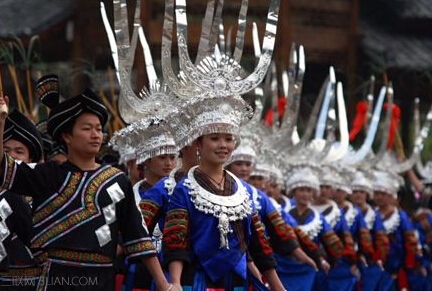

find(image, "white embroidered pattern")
[313,200,341,228]
[343,201,357,228]
[381,208,400,235]
[297,208,323,240]
[363,205,376,230]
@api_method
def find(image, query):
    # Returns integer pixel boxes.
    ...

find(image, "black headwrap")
[4,110,43,162]
[35,74,108,144]
[44,88,108,142]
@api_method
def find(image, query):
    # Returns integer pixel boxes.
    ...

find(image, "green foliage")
[10,35,41,69]
[0,36,41,68]
[0,40,14,64]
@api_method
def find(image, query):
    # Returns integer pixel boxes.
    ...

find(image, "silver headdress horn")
[162,0,281,99]
[415,98,432,182]
[101,0,182,124]
[283,43,305,147]
[102,0,180,162]
[343,85,387,166]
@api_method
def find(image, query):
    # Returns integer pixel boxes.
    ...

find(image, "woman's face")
[293,186,314,206]
[373,191,394,207]
[145,154,178,180]
[226,160,253,180]
[351,190,368,206]
[267,180,282,199]
[318,185,333,201]
[198,133,235,166]
[333,189,348,205]
[248,175,269,192]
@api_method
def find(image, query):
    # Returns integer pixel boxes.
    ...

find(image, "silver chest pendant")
[185,166,253,249]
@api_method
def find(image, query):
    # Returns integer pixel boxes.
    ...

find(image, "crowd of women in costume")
[1,0,432,291]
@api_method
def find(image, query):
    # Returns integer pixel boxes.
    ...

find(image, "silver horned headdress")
[102,0,180,163]
[161,0,281,143]
[414,98,432,183]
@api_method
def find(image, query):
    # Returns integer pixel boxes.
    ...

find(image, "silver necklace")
[196,167,225,190]
[184,166,252,249]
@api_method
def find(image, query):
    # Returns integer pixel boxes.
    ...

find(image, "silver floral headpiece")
[331,163,356,194]
[161,0,281,142]
[372,170,403,197]
[109,118,178,165]
[334,173,353,195]
[250,144,281,182]
[182,96,252,146]
[351,170,373,196]
[226,138,258,166]
[319,164,339,188]
[129,118,178,164]
[285,167,320,194]
[250,165,272,180]
[250,154,273,180]
[102,0,182,161]
[109,124,137,164]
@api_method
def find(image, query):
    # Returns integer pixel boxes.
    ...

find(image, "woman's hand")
[292,247,318,271]
[350,265,361,280]
[320,259,330,274]
[359,255,367,267]
[376,259,384,270]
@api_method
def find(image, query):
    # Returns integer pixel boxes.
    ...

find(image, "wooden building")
[359,0,432,154]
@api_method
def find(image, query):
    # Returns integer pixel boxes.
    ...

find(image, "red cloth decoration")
[265,97,287,127]
[115,274,124,291]
[383,103,401,149]
[404,231,420,269]
[373,231,390,263]
[265,108,274,126]
[349,101,369,141]
[397,268,409,290]
[277,97,287,120]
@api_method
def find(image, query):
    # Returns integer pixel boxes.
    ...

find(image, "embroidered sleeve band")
[163,209,189,250]
[123,237,157,259]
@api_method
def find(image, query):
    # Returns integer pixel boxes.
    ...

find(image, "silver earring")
[196,149,201,161]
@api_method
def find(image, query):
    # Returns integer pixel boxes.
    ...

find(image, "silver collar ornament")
[363,204,376,230]
[184,166,253,249]
[313,200,341,229]
[296,207,322,240]
[382,208,400,235]
[343,201,357,228]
